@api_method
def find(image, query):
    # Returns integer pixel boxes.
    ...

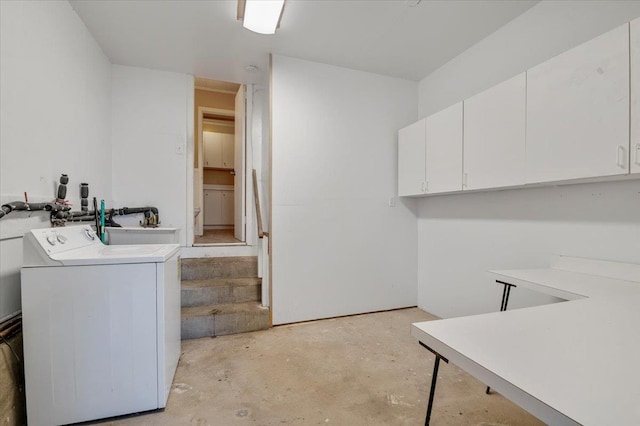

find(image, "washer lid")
[52,243,180,266]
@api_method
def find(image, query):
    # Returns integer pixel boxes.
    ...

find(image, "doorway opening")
[193,78,247,246]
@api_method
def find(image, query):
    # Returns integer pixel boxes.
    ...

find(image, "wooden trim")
[203,166,234,172]
[195,86,238,95]
[196,106,235,238]
[276,0,285,30]
[237,0,245,20]
[203,119,234,128]
[268,53,273,323]
[252,169,265,239]
[200,107,234,117]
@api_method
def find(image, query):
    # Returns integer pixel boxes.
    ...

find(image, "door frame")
[188,86,256,248]
[194,106,235,241]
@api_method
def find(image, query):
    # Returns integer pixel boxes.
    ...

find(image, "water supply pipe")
[0,201,68,219]
[0,173,161,228]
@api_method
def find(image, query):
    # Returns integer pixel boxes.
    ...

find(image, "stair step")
[181,256,258,281]
[181,277,261,307]
[181,302,270,340]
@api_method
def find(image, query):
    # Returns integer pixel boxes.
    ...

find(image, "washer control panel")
[29,226,102,255]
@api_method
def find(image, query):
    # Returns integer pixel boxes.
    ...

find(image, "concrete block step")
[181,277,261,307]
[181,256,258,281]
[181,302,270,340]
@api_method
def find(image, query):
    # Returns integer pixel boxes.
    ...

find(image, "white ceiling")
[70,0,538,84]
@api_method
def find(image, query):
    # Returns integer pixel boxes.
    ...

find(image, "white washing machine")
[21,225,181,426]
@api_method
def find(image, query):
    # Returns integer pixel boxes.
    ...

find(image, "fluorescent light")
[242,0,285,35]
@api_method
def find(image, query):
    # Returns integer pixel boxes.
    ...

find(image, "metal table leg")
[419,341,449,426]
[486,280,516,395]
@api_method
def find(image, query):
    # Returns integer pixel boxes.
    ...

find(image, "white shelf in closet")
[526,23,630,184]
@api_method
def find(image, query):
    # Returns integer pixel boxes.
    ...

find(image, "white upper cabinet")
[398,20,639,198]
[203,132,234,169]
[221,134,234,169]
[398,119,426,196]
[203,131,222,168]
[463,74,526,190]
[425,102,463,193]
[526,24,630,183]
[632,18,640,174]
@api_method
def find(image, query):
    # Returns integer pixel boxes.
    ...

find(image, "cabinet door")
[632,18,640,174]
[221,134,235,169]
[425,102,462,194]
[221,190,235,225]
[203,132,223,168]
[463,74,526,190]
[203,190,221,225]
[398,119,426,196]
[526,23,630,183]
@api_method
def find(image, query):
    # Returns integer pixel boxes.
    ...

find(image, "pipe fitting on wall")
[56,174,68,203]
[80,183,89,212]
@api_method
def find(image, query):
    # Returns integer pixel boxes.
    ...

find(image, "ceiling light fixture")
[237,0,285,35]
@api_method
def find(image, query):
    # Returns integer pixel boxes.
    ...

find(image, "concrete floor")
[194,229,242,245]
[101,308,543,426]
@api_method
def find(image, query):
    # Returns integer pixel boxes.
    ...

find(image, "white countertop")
[412,256,640,426]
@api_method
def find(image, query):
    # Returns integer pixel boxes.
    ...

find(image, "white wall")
[111,65,194,247]
[270,55,419,325]
[0,0,112,321]
[417,1,640,318]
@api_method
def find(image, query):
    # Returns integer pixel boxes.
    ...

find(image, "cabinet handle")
[635,144,640,166]
[425,181,429,193]
[617,146,626,169]
[421,181,425,193]
[463,173,468,188]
